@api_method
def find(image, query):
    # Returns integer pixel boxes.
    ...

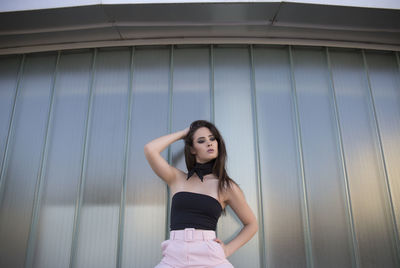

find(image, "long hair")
[184,120,236,195]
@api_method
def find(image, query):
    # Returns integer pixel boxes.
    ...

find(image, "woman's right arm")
[144,128,189,185]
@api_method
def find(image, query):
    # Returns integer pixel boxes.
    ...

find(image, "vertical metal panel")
[25,51,60,268]
[210,45,215,124]
[326,47,359,268]
[0,53,57,268]
[171,46,211,170]
[0,55,23,204]
[116,47,135,268]
[74,48,131,268]
[253,46,307,268]
[0,56,21,170]
[363,50,400,264]
[121,47,170,268]
[330,49,398,267]
[214,46,260,268]
[70,49,97,268]
[292,47,353,267]
[32,50,93,268]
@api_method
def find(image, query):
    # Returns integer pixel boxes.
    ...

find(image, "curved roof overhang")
[0,1,399,54]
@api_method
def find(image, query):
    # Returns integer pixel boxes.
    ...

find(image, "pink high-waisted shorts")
[154,228,234,268]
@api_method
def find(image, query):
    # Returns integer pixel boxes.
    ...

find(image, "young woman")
[144,120,258,268]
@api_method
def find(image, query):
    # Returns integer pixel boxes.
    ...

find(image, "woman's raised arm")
[144,128,189,185]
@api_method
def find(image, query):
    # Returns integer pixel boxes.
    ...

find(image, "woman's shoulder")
[220,179,242,201]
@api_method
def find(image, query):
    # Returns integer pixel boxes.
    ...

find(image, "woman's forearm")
[144,129,186,154]
[225,221,258,257]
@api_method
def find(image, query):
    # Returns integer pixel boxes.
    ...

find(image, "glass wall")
[0,45,399,268]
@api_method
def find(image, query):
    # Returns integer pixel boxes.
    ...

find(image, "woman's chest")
[172,174,226,208]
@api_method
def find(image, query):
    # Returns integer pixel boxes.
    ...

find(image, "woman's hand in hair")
[181,127,190,139]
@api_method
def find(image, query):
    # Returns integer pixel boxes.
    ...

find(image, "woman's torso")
[170,170,227,210]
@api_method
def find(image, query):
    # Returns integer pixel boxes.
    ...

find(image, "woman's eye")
[198,140,204,144]
[210,137,216,141]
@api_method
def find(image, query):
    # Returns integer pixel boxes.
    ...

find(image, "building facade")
[0,1,399,267]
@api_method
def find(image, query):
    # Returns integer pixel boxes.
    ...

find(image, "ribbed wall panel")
[74,48,131,268]
[253,46,307,268]
[0,45,398,268]
[330,49,398,267]
[32,50,93,268]
[122,47,170,268]
[0,53,57,267]
[292,47,353,268]
[214,46,261,268]
[364,51,400,244]
[171,46,211,171]
[0,56,20,169]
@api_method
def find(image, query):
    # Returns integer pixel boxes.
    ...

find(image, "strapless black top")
[170,191,222,231]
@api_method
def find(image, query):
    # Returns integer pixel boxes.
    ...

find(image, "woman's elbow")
[243,218,258,234]
[252,220,258,233]
[144,143,153,157]
[247,219,258,235]
[144,142,153,152]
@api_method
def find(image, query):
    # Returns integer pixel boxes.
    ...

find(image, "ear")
[190,146,196,155]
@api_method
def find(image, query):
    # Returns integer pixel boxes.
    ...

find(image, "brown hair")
[184,120,236,196]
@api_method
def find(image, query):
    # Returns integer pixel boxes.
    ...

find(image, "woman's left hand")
[214,238,229,257]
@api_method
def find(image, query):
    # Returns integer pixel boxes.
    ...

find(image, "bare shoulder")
[223,180,244,202]
[217,179,241,206]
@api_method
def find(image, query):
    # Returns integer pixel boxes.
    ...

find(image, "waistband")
[170,228,216,242]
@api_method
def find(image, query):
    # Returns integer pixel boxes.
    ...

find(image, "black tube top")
[170,191,222,231]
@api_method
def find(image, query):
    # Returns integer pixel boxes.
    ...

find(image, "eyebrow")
[196,135,214,140]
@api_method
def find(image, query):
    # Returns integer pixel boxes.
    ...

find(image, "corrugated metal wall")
[0,45,399,268]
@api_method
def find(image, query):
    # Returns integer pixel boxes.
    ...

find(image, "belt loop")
[184,228,194,241]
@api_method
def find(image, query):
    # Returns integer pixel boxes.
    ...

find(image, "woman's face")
[190,127,218,164]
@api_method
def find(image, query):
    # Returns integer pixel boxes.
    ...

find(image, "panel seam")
[249,44,267,268]
[288,45,314,268]
[116,46,135,268]
[165,45,174,240]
